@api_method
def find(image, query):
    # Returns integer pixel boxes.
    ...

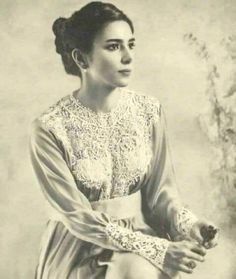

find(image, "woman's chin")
[115,79,130,87]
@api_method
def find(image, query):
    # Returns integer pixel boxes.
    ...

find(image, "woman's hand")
[190,220,219,249]
[163,239,206,276]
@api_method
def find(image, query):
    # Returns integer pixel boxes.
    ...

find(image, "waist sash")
[90,191,142,220]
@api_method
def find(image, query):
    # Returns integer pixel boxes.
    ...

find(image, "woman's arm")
[29,118,170,272]
[140,98,209,276]
[141,100,199,241]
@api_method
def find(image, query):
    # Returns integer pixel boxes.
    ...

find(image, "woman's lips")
[118,69,132,76]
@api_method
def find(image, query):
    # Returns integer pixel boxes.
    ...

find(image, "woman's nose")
[121,46,132,64]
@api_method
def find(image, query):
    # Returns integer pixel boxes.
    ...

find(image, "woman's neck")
[74,80,121,114]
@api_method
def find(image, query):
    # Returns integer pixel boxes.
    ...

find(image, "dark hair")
[52,1,134,77]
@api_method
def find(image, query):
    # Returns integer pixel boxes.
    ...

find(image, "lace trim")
[176,207,198,237]
[105,222,169,269]
[38,89,161,200]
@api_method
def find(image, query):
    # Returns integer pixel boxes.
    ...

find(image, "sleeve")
[141,103,198,240]
[29,118,170,272]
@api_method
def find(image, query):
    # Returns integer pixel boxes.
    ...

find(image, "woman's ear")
[71,48,88,70]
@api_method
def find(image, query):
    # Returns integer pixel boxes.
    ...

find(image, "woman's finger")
[191,227,204,244]
[190,243,207,256]
[178,264,194,274]
[204,239,218,249]
[185,250,205,262]
[182,258,197,270]
[204,229,219,248]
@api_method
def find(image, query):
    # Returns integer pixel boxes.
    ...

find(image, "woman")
[29,2,218,278]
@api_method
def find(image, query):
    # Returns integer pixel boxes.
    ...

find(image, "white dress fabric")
[29,88,198,278]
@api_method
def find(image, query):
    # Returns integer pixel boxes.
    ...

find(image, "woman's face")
[86,20,135,88]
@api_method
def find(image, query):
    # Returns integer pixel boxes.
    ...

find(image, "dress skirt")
[35,191,180,279]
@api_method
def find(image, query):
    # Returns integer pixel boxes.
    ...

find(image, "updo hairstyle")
[52,1,134,77]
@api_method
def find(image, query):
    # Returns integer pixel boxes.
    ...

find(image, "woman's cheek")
[102,51,121,67]
[99,59,118,75]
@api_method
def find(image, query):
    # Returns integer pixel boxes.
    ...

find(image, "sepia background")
[1,0,236,278]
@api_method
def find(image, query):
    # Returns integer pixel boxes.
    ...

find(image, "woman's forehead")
[95,21,134,43]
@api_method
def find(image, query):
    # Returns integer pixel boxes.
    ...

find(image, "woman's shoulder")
[125,88,161,117]
[31,93,72,132]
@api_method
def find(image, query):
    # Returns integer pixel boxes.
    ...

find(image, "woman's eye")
[129,42,136,49]
[106,44,120,51]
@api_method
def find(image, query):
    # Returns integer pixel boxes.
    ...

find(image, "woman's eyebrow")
[105,38,136,43]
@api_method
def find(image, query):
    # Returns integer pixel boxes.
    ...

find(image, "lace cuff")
[175,207,198,237]
[105,222,169,270]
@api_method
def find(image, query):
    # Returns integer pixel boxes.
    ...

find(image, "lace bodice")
[39,89,159,200]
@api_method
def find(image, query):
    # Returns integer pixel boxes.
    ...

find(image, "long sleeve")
[142,102,198,240]
[29,118,170,272]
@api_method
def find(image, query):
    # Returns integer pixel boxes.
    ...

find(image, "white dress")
[29,88,198,278]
